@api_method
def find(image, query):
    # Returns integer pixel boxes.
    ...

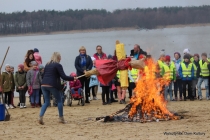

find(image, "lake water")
[0,26,209,96]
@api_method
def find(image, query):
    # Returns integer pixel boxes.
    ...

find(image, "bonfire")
[96,57,182,123]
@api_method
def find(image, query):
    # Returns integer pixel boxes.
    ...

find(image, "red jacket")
[93,53,107,60]
[69,80,82,91]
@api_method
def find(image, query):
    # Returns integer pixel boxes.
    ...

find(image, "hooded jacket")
[1,71,15,92]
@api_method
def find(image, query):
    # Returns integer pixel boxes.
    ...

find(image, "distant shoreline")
[1,23,210,38]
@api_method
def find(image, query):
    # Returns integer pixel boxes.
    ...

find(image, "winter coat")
[1,71,15,92]
[26,69,42,89]
[34,52,42,65]
[75,54,93,76]
[42,62,74,90]
[69,80,82,91]
[15,71,27,91]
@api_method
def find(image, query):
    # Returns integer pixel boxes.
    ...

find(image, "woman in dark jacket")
[39,52,76,125]
[75,46,93,103]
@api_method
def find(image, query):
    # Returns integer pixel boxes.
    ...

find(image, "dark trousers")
[102,86,109,103]
[174,79,183,98]
[79,76,90,101]
[90,86,96,97]
[128,82,136,98]
[182,80,192,99]
[4,91,12,105]
[19,90,26,103]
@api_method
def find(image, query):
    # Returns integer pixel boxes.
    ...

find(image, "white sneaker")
[93,97,98,100]
[23,103,27,108]
[5,104,9,109]
[20,103,23,109]
[9,104,14,109]
[89,97,92,101]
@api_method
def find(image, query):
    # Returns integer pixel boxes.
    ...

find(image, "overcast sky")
[0,0,210,13]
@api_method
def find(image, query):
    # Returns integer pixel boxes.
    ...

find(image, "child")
[26,61,42,107]
[100,82,111,105]
[9,66,16,108]
[15,64,27,108]
[69,73,82,96]
[1,64,15,109]
[161,55,176,101]
[128,68,138,99]
[179,54,194,101]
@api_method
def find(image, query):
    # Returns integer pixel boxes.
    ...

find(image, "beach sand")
[0,91,210,140]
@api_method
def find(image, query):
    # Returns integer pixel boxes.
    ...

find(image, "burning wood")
[96,57,183,123]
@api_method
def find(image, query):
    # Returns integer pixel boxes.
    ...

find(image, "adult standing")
[130,44,147,60]
[24,50,35,72]
[93,45,107,60]
[192,54,200,99]
[33,48,42,65]
[75,46,93,103]
[173,52,183,101]
[39,52,75,125]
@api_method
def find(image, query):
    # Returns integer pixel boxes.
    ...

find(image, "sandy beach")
[0,91,210,140]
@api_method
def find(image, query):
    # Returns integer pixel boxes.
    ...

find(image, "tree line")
[0,5,210,35]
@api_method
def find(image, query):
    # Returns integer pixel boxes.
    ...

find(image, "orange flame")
[129,58,174,120]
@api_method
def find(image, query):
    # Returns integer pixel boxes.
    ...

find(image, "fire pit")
[96,58,183,123]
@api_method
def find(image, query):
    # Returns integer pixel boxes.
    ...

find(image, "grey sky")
[0,0,210,13]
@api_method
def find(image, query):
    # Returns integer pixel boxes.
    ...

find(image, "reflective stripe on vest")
[162,64,171,80]
[130,69,138,82]
[181,63,193,78]
[199,60,210,76]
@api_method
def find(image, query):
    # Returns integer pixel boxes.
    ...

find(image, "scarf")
[80,54,86,68]
[173,58,181,77]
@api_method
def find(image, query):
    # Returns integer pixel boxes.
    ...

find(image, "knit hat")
[5,64,10,68]
[91,56,95,61]
[183,54,190,60]
[18,64,24,71]
[165,55,171,62]
[39,64,44,70]
[183,48,190,54]
[194,53,200,58]
[174,52,181,58]
[160,49,165,56]
[108,54,113,59]
[201,53,207,57]
[70,72,77,77]
[34,48,39,52]
[30,61,38,66]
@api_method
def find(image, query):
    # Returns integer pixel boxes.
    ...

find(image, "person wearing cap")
[93,45,107,60]
[183,48,194,63]
[192,54,200,99]
[75,46,93,103]
[14,64,27,109]
[34,48,42,65]
[161,55,176,101]
[197,53,210,100]
[179,54,194,101]
[173,52,183,100]
[26,61,42,108]
[130,44,147,60]
[1,64,15,109]
[89,56,99,100]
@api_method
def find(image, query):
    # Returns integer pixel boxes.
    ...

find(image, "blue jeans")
[40,87,63,117]
[164,82,173,101]
[197,78,209,98]
[31,89,40,104]
[71,88,82,95]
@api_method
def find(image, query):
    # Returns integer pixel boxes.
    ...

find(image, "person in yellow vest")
[161,55,176,101]
[197,53,210,100]
[179,54,194,101]
[192,54,200,99]
[158,49,165,69]
[128,68,138,98]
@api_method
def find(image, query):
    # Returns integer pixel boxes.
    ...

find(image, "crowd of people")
[0,45,210,109]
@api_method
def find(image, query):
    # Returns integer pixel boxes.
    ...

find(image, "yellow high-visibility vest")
[181,63,193,78]
[199,60,210,77]
[129,68,138,82]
